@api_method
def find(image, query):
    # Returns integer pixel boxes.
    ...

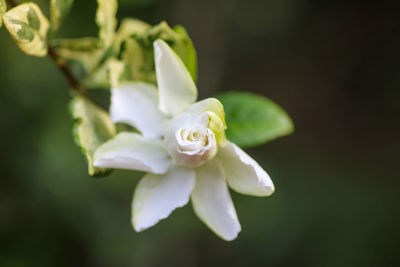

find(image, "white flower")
[93,39,275,241]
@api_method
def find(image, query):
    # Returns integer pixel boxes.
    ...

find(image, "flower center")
[167,124,217,168]
[177,127,214,153]
[164,99,228,168]
[166,123,218,168]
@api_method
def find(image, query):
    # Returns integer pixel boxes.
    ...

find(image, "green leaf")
[121,37,155,83]
[121,21,197,84]
[51,37,101,51]
[83,57,128,89]
[217,91,294,148]
[114,18,150,54]
[96,0,117,47]
[51,37,124,89]
[173,25,197,82]
[50,0,117,86]
[0,0,6,28]
[51,37,103,72]
[107,58,127,88]
[70,96,116,176]
[3,2,50,57]
[50,0,74,34]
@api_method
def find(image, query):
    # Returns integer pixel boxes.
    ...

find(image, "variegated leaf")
[113,18,150,54]
[3,2,50,57]
[50,0,74,34]
[84,57,128,89]
[96,0,117,47]
[121,21,197,84]
[51,37,103,72]
[70,96,116,176]
[0,0,6,28]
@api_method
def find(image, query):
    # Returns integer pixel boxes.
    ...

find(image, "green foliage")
[51,37,103,72]
[53,17,198,90]
[173,25,197,82]
[3,2,49,57]
[70,96,116,177]
[45,0,196,90]
[121,21,197,84]
[0,0,292,175]
[50,0,74,34]
[114,18,150,53]
[27,6,40,30]
[50,0,118,89]
[96,0,118,47]
[0,0,6,28]
[84,57,128,89]
[217,91,294,148]
[106,58,127,87]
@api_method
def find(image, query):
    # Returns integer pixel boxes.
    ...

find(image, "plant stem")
[5,0,101,108]
[47,45,99,105]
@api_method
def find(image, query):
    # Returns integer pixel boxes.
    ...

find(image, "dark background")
[1,0,399,266]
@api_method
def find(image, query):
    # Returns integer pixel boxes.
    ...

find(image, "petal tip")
[132,219,149,232]
[131,167,195,233]
[132,224,143,233]
[153,38,164,47]
[153,39,166,63]
[220,225,241,241]
[261,185,275,197]
[132,213,160,233]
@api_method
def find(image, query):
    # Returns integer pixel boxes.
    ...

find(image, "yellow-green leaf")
[51,37,103,72]
[81,59,110,89]
[3,2,50,57]
[50,0,74,34]
[121,37,155,83]
[96,0,117,47]
[108,58,127,88]
[70,96,116,176]
[114,18,150,54]
[0,0,6,28]
[173,25,197,82]
[83,57,128,89]
[121,21,198,84]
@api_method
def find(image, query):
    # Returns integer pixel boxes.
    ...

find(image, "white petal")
[218,141,274,197]
[191,159,241,241]
[154,39,197,116]
[185,98,225,119]
[93,132,171,174]
[132,165,196,231]
[110,82,168,139]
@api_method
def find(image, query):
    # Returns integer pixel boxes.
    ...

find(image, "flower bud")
[163,96,231,169]
[164,112,217,168]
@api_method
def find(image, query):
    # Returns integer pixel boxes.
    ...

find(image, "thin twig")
[5,0,102,108]
[47,45,99,105]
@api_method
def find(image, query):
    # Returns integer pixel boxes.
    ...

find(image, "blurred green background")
[1,0,399,266]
